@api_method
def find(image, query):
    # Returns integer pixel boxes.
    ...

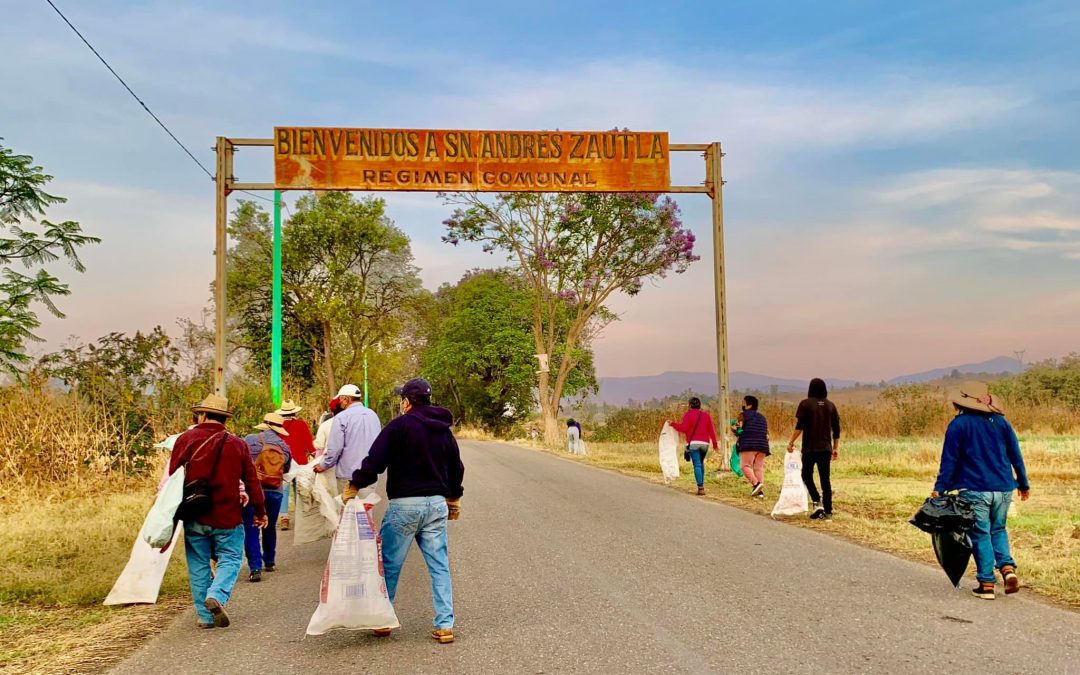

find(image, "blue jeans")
[282,481,291,515]
[688,444,708,488]
[243,490,283,571]
[959,490,1016,583]
[380,496,454,629]
[183,522,244,624]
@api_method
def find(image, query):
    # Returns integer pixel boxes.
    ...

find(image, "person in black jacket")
[347,378,464,644]
[786,378,841,520]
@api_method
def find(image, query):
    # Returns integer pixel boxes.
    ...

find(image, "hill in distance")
[593,356,1025,406]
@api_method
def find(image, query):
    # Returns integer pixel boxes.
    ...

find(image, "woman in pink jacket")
[669,397,719,495]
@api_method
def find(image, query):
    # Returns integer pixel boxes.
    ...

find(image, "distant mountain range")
[592,356,1026,406]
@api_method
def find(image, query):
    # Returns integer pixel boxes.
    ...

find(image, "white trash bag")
[658,422,681,483]
[290,464,342,546]
[140,466,185,548]
[771,452,809,518]
[104,524,180,605]
[306,494,399,635]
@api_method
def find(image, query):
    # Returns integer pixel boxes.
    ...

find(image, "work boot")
[372,628,393,638]
[431,628,455,644]
[279,515,291,531]
[203,597,231,627]
[972,582,996,600]
[249,570,262,583]
[265,564,277,573]
[1001,565,1020,594]
[696,487,706,496]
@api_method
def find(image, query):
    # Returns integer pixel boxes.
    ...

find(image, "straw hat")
[191,394,232,418]
[951,380,1002,414]
[255,412,290,436]
[275,399,303,416]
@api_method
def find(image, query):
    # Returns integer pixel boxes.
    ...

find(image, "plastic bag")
[104,525,180,605]
[306,494,399,634]
[657,423,681,483]
[291,464,343,545]
[771,452,809,518]
[909,494,976,534]
[730,446,744,478]
[140,466,185,548]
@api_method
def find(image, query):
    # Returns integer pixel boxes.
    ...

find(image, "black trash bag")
[932,530,972,587]
[909,494,976,535]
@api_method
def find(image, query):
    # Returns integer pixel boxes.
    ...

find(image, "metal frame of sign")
[211,133,729,463]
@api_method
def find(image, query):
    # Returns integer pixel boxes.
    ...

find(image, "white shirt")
[319,403,382,480]
[313,418,333,454]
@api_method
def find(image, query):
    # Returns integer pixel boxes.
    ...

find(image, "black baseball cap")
[394,378,432,398]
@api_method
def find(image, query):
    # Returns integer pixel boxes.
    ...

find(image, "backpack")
[255,433,287,489]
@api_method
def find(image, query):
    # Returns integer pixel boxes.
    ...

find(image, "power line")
[45,1,282,209]
[44,0,214,179]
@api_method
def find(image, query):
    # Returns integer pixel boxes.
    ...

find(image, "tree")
[0,139,99,371]
[226,201,320,383]
[226,194,424,395]
[443,191,698,444]
[422,269,596,433]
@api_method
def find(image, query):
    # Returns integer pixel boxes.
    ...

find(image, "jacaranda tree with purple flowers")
[442,191,699,444]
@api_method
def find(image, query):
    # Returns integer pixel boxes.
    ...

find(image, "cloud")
[416,60,1027,170]
[874,167,1080,260]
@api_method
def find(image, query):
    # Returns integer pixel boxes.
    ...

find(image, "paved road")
[115,441,1080,674]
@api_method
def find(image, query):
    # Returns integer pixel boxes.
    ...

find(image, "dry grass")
[0,600,184,674]
[0,453,190,673]
[520,436,1080,608]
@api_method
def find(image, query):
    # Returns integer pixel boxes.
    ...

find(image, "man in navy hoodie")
[932,381,1030,600]
[347,378,464,643]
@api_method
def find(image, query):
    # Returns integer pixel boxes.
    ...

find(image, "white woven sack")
[771,452,809,518]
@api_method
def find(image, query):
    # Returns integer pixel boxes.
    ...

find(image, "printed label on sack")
[356,510,376,540]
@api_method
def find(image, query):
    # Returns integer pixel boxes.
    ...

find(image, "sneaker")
[755,491,765,499]
[972,582,996,600]
[1001,565,1020,594]
[249,570,262,583]
[822,513,833,521]
[372,628,393,638]
[264,564,277,573]
[431,628,455,644]
[751,483,764,497]
[696,487,706,496]
[279,516,291,531]
[810,503,825,520]
[203,597,231,627]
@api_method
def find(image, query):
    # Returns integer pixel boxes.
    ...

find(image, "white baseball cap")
[336,384,363,399]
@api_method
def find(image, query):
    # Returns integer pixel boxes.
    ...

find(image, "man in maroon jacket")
[168,394,266,628]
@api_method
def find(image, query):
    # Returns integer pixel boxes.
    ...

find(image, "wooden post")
[214,137,230,397]
[708,142,731,469]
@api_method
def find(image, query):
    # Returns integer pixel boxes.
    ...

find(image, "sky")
[2,0,1079,382]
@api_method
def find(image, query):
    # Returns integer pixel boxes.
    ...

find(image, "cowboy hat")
[191,394,232,418]
[275,399,303,416]
[255,412,290,436]
[951,380,1002,414]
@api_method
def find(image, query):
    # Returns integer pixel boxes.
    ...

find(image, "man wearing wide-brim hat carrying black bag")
[930,381,1031,600]
[168,394,268,628]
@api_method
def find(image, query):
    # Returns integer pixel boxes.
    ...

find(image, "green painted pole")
[271,190,283,407]
[363,350,369,407]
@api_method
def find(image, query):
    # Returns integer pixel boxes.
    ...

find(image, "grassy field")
[0,473,189,674]
[521,435,1080,608]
